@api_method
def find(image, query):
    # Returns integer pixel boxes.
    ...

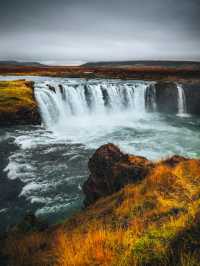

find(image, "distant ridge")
[82,60,200,68]
[0,60,46,67]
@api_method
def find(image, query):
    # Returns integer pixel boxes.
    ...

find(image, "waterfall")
[34,80,149,131]
[145,84,157,112]
[177,84,187,116]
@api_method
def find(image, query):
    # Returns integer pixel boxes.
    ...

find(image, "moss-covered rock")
[0,80,41,125]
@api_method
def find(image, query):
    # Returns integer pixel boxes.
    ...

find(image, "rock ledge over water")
[83,143,152,206]
[0,80,41,126]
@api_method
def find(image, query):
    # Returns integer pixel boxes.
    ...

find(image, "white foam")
[1,76,200,219]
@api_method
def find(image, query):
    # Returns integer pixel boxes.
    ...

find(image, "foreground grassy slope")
[2,154,200,266]
[0,80,40,125]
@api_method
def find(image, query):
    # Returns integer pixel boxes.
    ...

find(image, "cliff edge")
[0,80,40,126]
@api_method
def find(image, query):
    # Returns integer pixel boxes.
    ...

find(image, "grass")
[0,80,39,124]
[0,80,36,112]
[2,157,200,265]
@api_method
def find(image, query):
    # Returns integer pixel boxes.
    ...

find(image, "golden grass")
[0,80,37,114]
[3,158,200,266]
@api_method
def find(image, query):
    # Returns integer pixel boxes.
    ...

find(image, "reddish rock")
[163,155,188,167]
[83,144,152,206]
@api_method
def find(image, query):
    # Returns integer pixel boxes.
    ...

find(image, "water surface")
[0,76,200,231]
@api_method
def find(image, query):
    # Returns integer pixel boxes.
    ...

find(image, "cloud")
[0,0,199,63]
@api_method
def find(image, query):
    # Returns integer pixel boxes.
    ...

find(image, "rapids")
[0,76,199,231]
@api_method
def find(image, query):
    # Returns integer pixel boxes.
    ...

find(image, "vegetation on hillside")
[2,154,200,266]
[0,80,40,125]
[0,65,200,81]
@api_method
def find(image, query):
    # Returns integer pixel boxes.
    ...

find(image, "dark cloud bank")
[0,0,200,65]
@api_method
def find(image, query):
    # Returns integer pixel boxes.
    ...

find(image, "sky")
[0,0,200,65]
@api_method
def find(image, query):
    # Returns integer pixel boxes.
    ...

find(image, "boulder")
[83,144,152,206]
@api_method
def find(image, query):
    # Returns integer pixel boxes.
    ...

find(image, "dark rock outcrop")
[155,81,178,114]
[145,83,157,112]
[47,84,56,93]
[0,105,41,126]
[163,155,188,167]
[183,83,200,115]
[152,81,200,116]
[83,144,152,206]
[12,213,48,233]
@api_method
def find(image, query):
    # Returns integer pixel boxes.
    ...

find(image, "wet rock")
[0,107,41,126]
[58,84,64,94]
[183,82,200,115]
[145,83,157,112]
[84,84,92,108]
[155,81,178,113]
[12,213,48,233]
[101,86,111,107]
[47,84,56,93]
[150,81,200,116]
[83,144,152,206]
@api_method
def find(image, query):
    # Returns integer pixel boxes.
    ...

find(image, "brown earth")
[0,65,200,82]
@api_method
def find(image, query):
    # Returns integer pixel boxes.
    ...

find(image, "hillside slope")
[1,144,200,266]
[82,60,200,69]
[0,80,40,125]
[0,61,45,67]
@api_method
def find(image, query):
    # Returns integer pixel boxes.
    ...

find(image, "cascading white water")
[145,84,157,112]
[35,80,149,132]
[177,84,187,116]
[2,75,200,230]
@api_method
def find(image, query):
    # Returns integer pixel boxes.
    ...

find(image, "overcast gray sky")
[0,0,200,65]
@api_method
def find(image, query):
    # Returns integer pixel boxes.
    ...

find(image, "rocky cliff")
[0,80,41,126]
[183,83,200,115]
[146,81,200,115]
[154,82,178,113]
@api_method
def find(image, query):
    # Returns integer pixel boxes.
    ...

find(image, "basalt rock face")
[154,81,178,114]
[0,106,41,126]
[183,83,200,115]
[151,81,200,116]
[83,143,152,206]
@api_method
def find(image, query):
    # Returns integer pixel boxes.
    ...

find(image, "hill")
[0,61,45,67]
[82,60,200,69]
[1,143,200,266]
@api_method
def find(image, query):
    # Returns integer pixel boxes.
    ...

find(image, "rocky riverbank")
[1,143,200,266]
[0,80,41,126]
